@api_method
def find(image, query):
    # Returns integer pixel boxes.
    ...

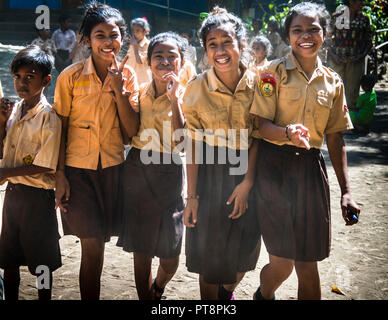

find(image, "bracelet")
[285,125,291,141]
[185,195,199,200]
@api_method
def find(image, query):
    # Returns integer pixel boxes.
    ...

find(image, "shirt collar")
[81,55,95,75]
[207,64,255,93]
[285,52,324,77]
[16,95,49,122]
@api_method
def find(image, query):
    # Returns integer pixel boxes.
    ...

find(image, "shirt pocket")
[314,92,333,133]
[20,140,40,164]
[67,126,90,157]
[199,108,229,135]
[278,87,301,101]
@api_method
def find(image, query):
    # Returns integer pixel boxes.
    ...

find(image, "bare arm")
[184,139,199,228]
[326,132,360,225]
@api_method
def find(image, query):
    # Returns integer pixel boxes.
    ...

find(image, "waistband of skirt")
[259,139,321,156]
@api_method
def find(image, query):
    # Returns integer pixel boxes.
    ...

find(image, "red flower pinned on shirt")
[344,105,349,112]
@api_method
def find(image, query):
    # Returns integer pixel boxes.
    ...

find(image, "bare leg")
[223,272,245,292]
[199,275,218,300]
[153,256,179,299]
[295,261,321,300]
[259,254,294,299]
[3,267,20,300]
[79,238,105,300]
[133,252,153,300]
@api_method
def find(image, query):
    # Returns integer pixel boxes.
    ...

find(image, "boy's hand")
[341,193,360,226]
[55,170,71,213]
[227,179,253,219]
[0,98,14,125]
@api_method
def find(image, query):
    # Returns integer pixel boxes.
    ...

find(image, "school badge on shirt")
[260,73,276,97]
[23,155,34,165]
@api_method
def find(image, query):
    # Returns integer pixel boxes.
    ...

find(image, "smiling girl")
[250,2,360,300]
[53,2,139,300]
[183,7,261,300]
[117,32,186,300]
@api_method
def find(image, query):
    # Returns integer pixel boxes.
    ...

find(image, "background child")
[125,17,152,86]
[349,74,377,134]
[250,35,272,68]
[31,28,57,57]
[117,32,186,300]
[250,2,360,300]
[70,30,90,64]
[0,45,62,300]
[267,20,291,60]
[52,14,76,73]
[53,2,139,300]
[183,7,261,300]
[179,30,197,67]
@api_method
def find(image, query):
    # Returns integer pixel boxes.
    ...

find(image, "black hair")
[360,74,376,90]
[283,1,330,38]
[198,7,246,49]
[10,45,53,78]
[79,1,127,42]
[250,35,272,56]
[147,32,187,65]
[59,13,70,24]
[131,17,150,32]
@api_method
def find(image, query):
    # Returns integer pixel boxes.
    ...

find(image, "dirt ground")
[0,44,387,301]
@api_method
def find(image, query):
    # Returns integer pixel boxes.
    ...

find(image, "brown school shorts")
[0,183,62,274]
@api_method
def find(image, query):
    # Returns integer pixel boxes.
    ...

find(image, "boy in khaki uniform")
[0,45,62,300]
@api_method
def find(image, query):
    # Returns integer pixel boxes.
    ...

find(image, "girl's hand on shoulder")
[227,179,253,220]
[108,55,129,97]
[0,98,14,125]
[184,198,198,228]
[287,124,311,150]
[341,193,360,226]
[163,72,180,102]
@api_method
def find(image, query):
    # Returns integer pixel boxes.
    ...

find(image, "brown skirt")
[116,148,184,258]
[61,163,122,242]
[0,183,62,274]
[254,139,331,262]
[185,144,261,285]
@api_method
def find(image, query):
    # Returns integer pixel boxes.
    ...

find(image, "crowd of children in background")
[0,0,370,301]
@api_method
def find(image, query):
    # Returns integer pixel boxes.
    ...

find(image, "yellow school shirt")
[183,67,260,150]
[53,56,139,170]
[0,96,61,189]
[126,37,152,86]
[131,81,185,154]
[250,53,353,149]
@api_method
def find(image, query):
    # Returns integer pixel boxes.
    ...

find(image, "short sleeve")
[325,77,353,134]
[52,71,73,117]
[33,110,62,170]
[182,79,203,141]
[122,65,140,112]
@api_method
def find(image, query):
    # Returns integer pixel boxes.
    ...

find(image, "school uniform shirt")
[250,53,353,149]
[0,96,61,189]
[126,37,152,86]
[131,81,185,154]
[53,55,139,170]
[179,60,197,87]
[183,66,260,150]
[51,28,76,52]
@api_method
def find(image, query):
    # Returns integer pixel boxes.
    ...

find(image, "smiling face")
[13,65,50,103]
[287,14,324,62]
[132,24,147,42]
[205,24,242,75]
[86,20,123,65]
[149,40,183,84]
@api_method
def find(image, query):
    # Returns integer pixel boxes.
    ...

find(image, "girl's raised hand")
[108,54,129,96]
[287,124,311,150]
[163,72,180,101]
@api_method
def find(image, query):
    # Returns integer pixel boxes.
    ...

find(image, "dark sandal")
[152,278,165,300]
[253,286,275,300]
